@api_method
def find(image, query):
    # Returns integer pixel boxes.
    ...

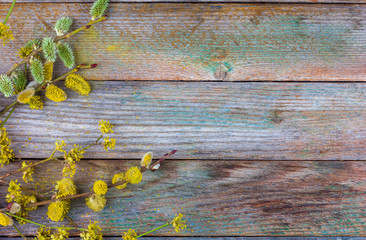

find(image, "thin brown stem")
[24,152,177,209]
[6,48,42,76]
[55,16,106,42]
[0,155,62,180]
[25,176,137,208]
[37,64,97,92]
[0,179,43,198]
[0,166,149,212]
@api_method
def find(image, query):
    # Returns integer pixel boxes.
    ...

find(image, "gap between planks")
[3,1,366,3]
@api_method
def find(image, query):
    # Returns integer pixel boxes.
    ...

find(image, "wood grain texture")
[2,0,366,3]
[2,238,365,239]
[0,81,366,160]
[7,237,343,239]
[2,160,366,236]
[0,3,365,81]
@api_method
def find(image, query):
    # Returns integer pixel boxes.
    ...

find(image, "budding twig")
[0,64,97,117]
[6,16,106,77]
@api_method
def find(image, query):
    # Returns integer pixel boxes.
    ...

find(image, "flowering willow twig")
[25,178,136,209]
[55,16,106,42]
[5,16,106,77]
[23,150,177,209]
[0,155,59,181]
[0,179,44,198]
[0,179,129,212]
[0,63,97,117]
[5,212,87,232]
[6,211,185,239]
[0,133,103,180]
[149,150,177,171]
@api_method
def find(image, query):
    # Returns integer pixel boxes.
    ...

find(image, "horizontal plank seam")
[3,235,366,238]
[10,158,366,161]
[26,80,366,83]
[3,1,366,4]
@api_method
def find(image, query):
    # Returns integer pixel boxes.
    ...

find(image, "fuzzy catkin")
[0,75,14,97]
[45,85,67,102]
[54,17,73,36]
[47,200,70,222]
[12,70,27,92]
[65,74,91,96]
[30,58,45,84]
[42,37,57,62]
[86,194,106,212]
[90,0,109,19]
[25,39,40,49]
[17,88,35,104]
[44,61,54,81]
[57,43,74,69]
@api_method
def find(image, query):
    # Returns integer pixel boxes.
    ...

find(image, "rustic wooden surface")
[1,81,366,160]
[1,0,366,238]
[3,238,366,240]
[2,0,366,2]
[2,160,366,236]
[0,3,366,81]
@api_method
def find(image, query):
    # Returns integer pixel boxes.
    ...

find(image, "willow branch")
[55,16,106,41]
[0,64,96,117]
[6,16,106,77]
[6,48,42,76]
[25,178,132,208]
[0,155,62,180]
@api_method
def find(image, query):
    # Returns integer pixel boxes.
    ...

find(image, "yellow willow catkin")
[65,74,91,96]
[44,61,54,81]
[17,88,35,104]
[45,85,67,102]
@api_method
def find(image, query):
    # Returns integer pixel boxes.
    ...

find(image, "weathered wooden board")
[1,81,366,160]
[0,3,365,81]
[7,238,357,240]
[2,160,366,236]
[2,0,366,3]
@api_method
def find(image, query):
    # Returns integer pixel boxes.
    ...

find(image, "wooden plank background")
[0,3,365,81]
[1,0,366,3]
[2,160,366,236]
[1,81,366,160]
[1,0,366,238]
